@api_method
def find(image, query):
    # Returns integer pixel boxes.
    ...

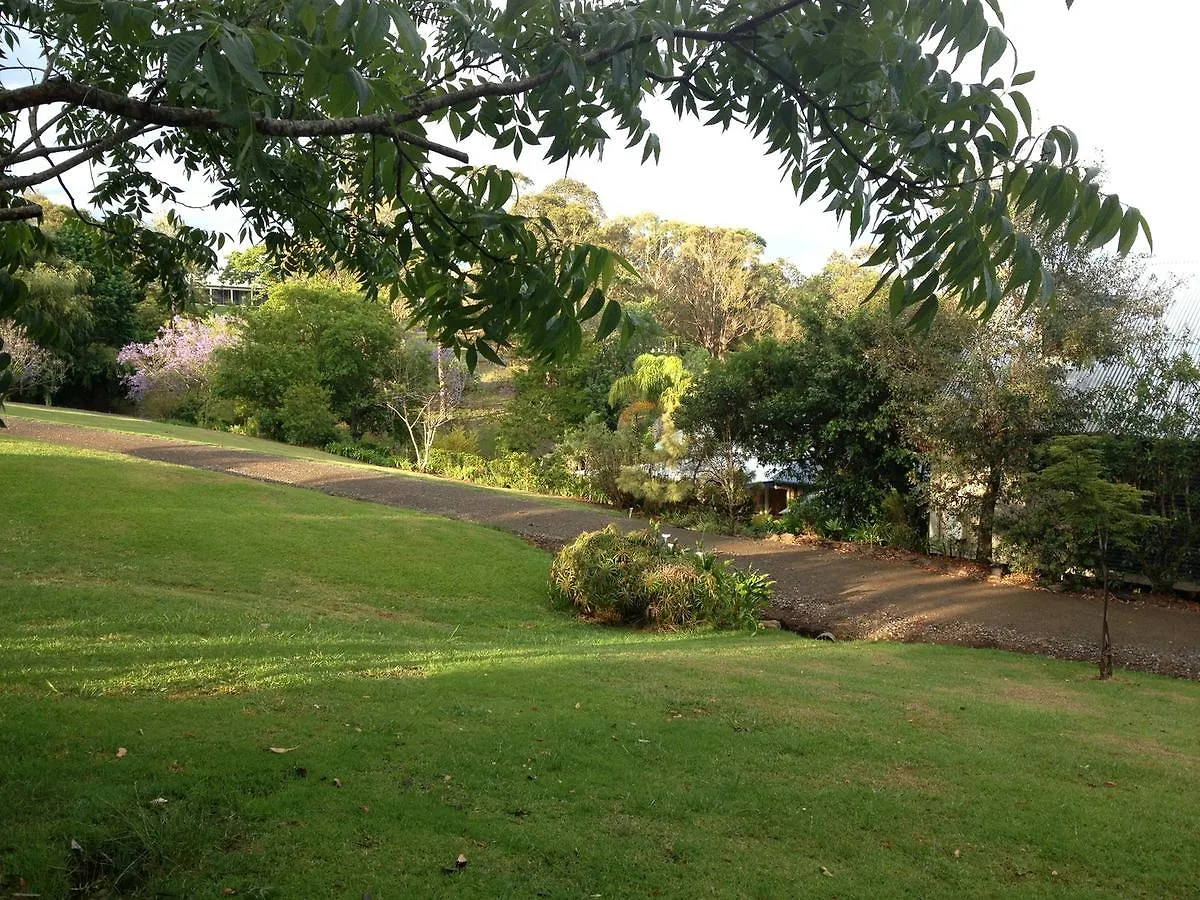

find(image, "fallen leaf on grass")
[266,746,298,754]
[441,853,469,874]
[116,747,127,759]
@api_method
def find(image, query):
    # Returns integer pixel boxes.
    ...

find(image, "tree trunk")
[1099,533,1113,680]
[975,464,1003,564]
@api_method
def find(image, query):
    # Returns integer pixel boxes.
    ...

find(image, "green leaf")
[981,26,1007,77]
[1117,206,1142,255]
[578,287,605,320]
[165,29,209,84]
[1010,90,1032,133]
[1084,194,1123,250]
[220,30,267,94]
[348,68,370,104]
[202,46,234,105]
[910,295,939,332]
[888,276,908,317]
[475,341,505,366]
[595,300,622,341]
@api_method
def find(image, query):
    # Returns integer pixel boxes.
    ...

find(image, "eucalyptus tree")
[1,0,1150,396]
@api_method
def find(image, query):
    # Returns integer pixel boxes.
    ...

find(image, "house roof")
[1069,288,1200,436]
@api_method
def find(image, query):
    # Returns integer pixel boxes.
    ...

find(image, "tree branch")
[0,122,149,191]
[0,0,820,147]
[0,202,43,222]
[0,79,469,162]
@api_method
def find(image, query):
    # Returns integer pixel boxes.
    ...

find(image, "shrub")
[433,426,480,455]
[549,525,771,631]
[749,511,783,536]
[116,315,239,421]
[0,319,67,403]
[213,277,398,441]
[325,439,395,467]
[277,382,337,446]
[778,494,822,535]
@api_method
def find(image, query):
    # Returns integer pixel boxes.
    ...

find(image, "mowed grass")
[1,439,1199,898]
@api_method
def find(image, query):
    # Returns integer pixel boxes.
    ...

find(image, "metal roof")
[1070,290,1200,435]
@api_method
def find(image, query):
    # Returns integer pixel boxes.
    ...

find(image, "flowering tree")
[381,341,468,471]
[0,320,67,405]
[117,316,239,419]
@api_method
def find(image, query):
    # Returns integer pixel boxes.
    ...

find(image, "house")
[747,460,811,515]
[200,281,263,307]
[929,288,1200,581]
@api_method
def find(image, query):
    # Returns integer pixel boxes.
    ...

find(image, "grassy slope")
[2,402,595,508]
[3,402,360,463]
[1,438,1198,898]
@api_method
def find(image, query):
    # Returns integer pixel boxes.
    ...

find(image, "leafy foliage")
[213,277,397,440]
[1001,437,1154,586]
[549,525,771,630]
[678,320,916,528]
[0,0,1148,382]
[498,331,658,454]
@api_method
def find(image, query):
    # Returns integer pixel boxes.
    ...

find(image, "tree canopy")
[1,0,1150,376]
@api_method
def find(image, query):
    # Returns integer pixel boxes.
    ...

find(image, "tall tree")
[884,234,1172,563]
[1,0,1148,386]
[613,216,786,357]
[513,178,606,245]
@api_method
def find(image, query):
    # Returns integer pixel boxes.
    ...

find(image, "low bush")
[322,440,599,499]
[324,439,396,467]
[433,426,480,455]
[549,525,772,631]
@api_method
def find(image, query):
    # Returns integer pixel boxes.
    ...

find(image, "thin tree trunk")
[1099,532,1113,680]
[975,464,1003,564]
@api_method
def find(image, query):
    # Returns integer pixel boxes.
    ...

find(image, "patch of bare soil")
[9,417,1200,681]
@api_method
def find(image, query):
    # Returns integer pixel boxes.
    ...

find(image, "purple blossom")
[0,320,66,399]
[117,316,240,404]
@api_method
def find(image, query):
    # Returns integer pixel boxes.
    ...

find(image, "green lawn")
[2,437,1198,897]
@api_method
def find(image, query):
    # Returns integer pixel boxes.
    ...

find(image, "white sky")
[35,0,1200,284]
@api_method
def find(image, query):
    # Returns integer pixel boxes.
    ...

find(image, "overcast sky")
[36,0,1200,286]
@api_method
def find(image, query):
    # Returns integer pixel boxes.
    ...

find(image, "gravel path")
[9,417,1200,680]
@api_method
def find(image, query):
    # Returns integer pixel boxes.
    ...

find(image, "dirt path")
[9,418,1200,680]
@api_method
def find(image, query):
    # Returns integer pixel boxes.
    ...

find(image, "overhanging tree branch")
[0,79,469,162]
[0,203,43,222]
